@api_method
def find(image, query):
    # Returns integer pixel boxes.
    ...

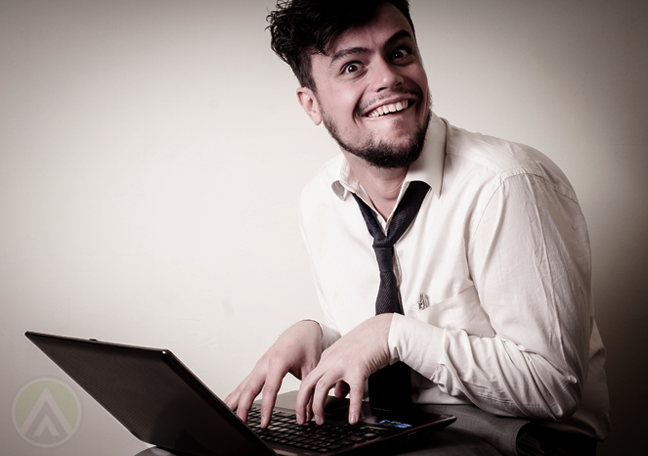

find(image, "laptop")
[25,331,455,456]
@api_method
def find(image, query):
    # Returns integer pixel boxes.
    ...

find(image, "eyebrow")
[328,29,414,68]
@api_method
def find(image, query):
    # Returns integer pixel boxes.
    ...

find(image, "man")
[225,1,610,454]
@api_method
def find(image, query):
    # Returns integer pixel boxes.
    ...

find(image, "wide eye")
[343,62,360,74]
[392,48,410,60]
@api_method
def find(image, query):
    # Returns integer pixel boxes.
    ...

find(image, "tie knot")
[352,181,430,247]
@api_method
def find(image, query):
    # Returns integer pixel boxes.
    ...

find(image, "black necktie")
[352,181,430,410]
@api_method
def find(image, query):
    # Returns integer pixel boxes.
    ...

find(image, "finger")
[347,381,365,425]
[259,371,284,428]
[306,395,314,423]
[235,391,254,423]
[295,369,320,425]
[235,373,265,423]
[299,355,319,423]
[225,373,254,417]
[311,372,337,425]
[224,387,240,411]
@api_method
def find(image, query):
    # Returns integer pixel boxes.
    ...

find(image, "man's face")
[297,2,431,169]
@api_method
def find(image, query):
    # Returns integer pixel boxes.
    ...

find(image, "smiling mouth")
[366,99,412,118]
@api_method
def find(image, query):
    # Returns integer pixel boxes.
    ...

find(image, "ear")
[296,87,322,126]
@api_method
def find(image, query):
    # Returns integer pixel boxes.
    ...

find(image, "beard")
[322,107,432,169]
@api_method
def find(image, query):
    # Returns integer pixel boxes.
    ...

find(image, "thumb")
[334,381,350,399]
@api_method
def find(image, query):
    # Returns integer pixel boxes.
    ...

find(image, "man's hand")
[295,314,393,426]
[224,320,322,428]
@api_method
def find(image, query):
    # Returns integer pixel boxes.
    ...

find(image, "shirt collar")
[331,112,447,201]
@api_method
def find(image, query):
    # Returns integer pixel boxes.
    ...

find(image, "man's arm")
[392,173,593,420]
[224,320,323,428]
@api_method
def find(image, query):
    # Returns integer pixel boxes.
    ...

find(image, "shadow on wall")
[594,178,648,455]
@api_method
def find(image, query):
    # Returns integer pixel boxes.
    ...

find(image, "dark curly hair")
[267,0,414,90]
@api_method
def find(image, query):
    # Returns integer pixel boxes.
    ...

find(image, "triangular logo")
[13,378,81,448]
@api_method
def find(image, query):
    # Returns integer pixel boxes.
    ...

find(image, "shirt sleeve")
[391,172,592,421]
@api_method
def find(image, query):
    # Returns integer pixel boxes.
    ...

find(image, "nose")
[371,57,403,92]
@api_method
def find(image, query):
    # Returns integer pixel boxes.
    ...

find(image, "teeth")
[368,100,409,118]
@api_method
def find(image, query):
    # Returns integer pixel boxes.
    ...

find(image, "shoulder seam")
[471,171,579,243]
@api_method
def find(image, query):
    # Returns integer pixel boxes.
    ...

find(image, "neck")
[343,152,408,219]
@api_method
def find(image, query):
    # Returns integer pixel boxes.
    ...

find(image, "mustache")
[355,87,422,116]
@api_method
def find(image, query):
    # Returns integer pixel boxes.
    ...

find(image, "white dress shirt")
[299,113,610,440]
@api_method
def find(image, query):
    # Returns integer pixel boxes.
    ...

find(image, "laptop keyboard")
[247,406,393,454]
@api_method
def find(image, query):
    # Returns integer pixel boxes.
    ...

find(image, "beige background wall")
[1,1,645,455]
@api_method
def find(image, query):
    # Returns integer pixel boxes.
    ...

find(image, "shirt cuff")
[308,320,341,351]
[388,313,446,379]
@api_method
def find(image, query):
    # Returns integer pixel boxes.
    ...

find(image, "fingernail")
[315,414,322,425]
[350,412,358,424]
[296,413,303,425]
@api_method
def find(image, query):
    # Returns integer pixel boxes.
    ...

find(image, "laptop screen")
[25,331,273,456]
